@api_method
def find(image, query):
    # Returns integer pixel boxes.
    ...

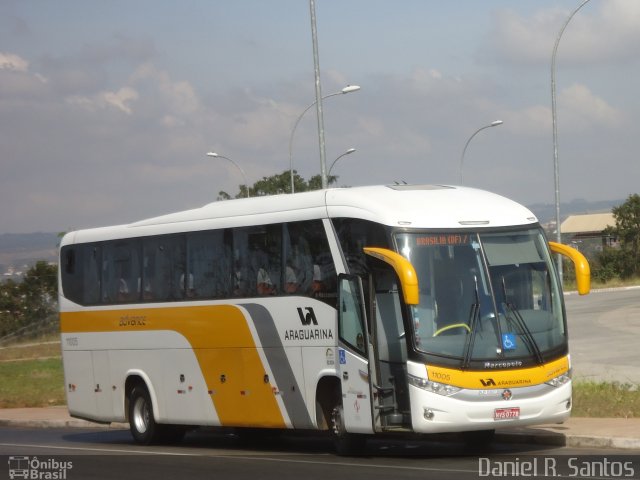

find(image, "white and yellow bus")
[59,184,590,453]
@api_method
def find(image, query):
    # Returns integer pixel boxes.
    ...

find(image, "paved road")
[565,287,640,385]
[1,427,639,480]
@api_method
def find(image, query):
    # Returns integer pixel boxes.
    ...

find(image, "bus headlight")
[545,370,572,388]
[408,373,461,396]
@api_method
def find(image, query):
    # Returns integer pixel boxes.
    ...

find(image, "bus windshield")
[395,228,565,366]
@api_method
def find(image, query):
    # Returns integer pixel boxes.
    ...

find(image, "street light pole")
[288,85,360,194]
[551,0,592,281]
[327,148,356,178]
[206,152,250,198]
[459,120,503,185]
[308,0,328,190]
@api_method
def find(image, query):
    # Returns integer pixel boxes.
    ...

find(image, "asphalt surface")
[565,286,640,385]
[1,426,639,480]
[0,406,638,449]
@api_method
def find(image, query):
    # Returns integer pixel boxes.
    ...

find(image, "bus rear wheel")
[128,384,186,445]
[129,385,161,445]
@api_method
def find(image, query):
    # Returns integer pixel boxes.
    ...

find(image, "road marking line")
[0,442,197,456]
[0,442,476,473]
[211,455,477,473]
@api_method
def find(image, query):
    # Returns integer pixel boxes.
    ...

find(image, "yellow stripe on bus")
[60,305,286,428]
[426,356,569,389]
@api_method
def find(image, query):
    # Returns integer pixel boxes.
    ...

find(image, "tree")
[592,246,619,283]
[20,261,58,323]
[218,170,338,200]
[0,261,58,339]
[600,194,640,279]
[0,279,23,337]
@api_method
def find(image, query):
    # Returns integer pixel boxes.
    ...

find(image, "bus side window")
[102,240,141,304]
[142,235,185,302]
[284,223,313,295]
[332,218,389,276]
[338,276,367,355]
[250,224,281,296]
[233,228,253,297]
[284,220,338,305]
[83,244,101,305]
[187,230,232,299]
[61,246,81,304]
[61,243,101,306]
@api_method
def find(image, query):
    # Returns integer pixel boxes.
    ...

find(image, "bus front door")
[337,274,375,434]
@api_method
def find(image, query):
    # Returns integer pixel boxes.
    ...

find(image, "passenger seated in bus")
[117,278,130,301]
[311,264,324,295]
[257,268,276,295]
[180,272,195,298]
[233,270,245,296]
[138,277,153,300]
[284,265,298,293]
[286,237,314,294]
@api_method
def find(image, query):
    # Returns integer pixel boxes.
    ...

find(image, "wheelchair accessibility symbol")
[502,333,517,351]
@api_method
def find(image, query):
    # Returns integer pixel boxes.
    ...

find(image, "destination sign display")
[415,234,471,247]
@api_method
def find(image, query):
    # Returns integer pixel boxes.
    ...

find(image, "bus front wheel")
[330,403,366,456]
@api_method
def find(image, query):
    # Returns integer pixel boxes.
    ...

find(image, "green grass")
[572,381,640,418]
[0,357,66,408]
[563,275,640,292]
[0,341,61,362]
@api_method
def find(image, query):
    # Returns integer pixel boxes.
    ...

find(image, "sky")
[1,0,639,234]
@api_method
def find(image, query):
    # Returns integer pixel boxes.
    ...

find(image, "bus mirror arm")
[363,247,419,305]
[548,242,591,295]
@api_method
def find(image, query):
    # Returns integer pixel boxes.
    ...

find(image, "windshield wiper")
[461,276,480,369]
[501,278,544,365]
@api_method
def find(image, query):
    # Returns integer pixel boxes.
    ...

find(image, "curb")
[0,418,128,430]
[565,435,640,451]
[496,431,640,450]
[564,285,640,296]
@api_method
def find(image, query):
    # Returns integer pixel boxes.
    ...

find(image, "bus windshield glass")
[395,228,565,365]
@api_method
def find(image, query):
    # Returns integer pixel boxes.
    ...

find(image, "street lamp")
[551,0,592,280]
[327,148,356,178]
[206,152,250,198]
[288,85,360,193]
[309,0,328,191]
[459,120,503,185]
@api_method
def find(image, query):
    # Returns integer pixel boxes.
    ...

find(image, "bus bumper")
[409,380,572,434]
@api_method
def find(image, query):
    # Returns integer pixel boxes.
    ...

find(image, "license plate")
[494,407,520,420]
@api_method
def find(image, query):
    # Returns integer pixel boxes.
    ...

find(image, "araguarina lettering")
[284,329,334,341]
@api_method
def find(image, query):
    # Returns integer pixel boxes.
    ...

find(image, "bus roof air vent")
[458,220,490,226]
[387,184,454,191]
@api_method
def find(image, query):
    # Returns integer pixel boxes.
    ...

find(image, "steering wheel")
[433,323,471,337]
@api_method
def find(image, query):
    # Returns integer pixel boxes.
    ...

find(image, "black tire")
[330,403,367,456]
[128,384,166,445]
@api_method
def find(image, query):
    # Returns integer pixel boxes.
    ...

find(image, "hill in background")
[0,233,59,275]
[528,198,622,225]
